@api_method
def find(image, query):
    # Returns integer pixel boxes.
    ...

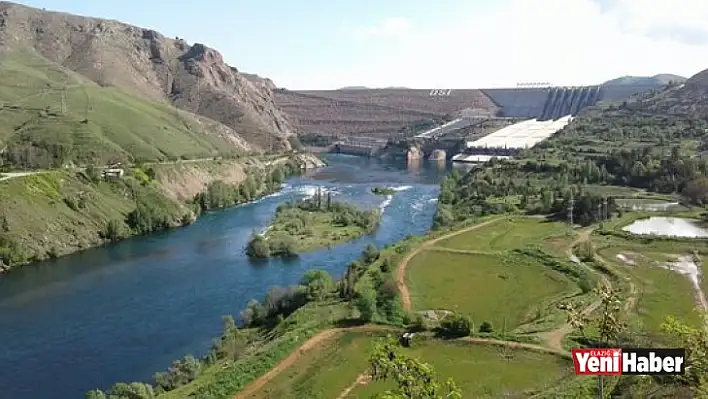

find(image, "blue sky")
[18,0,708,89]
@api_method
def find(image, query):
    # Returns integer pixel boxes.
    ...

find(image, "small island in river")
[371,186,396,196]
[246,188,380,259]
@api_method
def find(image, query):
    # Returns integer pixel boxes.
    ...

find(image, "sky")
[18,0,708,89]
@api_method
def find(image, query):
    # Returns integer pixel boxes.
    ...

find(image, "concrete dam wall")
[539,86,602,120]
[481,88,551,118]
[482,84,652,120]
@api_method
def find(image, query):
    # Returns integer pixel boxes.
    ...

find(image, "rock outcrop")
[428,149,446,161]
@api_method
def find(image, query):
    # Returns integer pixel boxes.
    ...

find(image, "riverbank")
[246,195,381,258]
[0,153,325,272]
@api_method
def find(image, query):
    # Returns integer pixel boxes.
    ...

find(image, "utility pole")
[568,189,575,226]
[597,202,602,222]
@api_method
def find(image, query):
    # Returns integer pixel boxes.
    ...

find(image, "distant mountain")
[606,68,708,118]
[602,74,687,87]
[338,86,370,90]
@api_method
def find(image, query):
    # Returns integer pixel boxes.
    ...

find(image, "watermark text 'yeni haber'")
[572,348,685,376]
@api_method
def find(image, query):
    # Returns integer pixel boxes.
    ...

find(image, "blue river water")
[0,154,450,398]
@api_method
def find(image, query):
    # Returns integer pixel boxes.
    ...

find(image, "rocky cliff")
[0,1,294,151]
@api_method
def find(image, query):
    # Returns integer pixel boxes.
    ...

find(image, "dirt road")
[234,325,393,399]
[396,217,504,311]
[0,171,47,181]
[235,323,572,399]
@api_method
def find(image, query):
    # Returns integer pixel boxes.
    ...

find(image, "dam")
[482,86,603,119]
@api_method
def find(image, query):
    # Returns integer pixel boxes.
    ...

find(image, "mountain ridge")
[0,0,295,166]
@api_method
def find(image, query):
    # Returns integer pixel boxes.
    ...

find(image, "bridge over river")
[331,136,389,156]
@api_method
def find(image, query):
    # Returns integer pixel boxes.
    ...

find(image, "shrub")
[245,234,270,258]
[102,219,125,242]
[479,321,494,333]
[154,355,202,392]
[439,313,472,338]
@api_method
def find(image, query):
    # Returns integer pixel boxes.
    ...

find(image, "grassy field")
[240,332,574,399]
[436,217,569,252]
[243,331,387,399]
[0,51,247,169]
[594,237,707,334]
[350,338,574,398]
[405,250,576,329]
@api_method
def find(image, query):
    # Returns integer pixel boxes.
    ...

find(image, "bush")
[102,219,125,242]
[439,313,472,338]
[410,313,427,332]
[154,355,202,392]
[300,269,334,301]
[479,321,494,333]
[246,234,270,258]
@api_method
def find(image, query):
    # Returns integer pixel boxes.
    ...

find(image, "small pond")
[615,199,685,212]
[622,217,708,238]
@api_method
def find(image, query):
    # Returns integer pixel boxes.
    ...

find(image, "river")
[0,154,450,399]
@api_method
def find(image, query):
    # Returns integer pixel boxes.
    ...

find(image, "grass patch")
[405,250,576,329]
[437,217,569,252]
[350,338,574,398]
[597,245,704,334]
[246,331,388,399]
[0,50,247,169]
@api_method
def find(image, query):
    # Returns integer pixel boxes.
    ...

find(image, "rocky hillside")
[602,74,687,87]
[0,1,295,166]
[623,68,708,118]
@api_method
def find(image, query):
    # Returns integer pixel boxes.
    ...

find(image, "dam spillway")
[538,86,602,120]
[482,85,605,120]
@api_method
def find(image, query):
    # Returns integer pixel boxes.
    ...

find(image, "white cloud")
[352,17,412,40]
[282,0,708,89]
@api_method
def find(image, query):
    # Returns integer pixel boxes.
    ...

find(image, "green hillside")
[0,51,250,170]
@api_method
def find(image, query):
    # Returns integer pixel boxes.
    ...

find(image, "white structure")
[451,154,512,163]
[465,115,572,150]
[415,118,465,138]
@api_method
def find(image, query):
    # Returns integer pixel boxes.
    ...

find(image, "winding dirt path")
[537,228,607,352]
[336,373,372,399]
[396,217,504,311]
[234,325,392,399]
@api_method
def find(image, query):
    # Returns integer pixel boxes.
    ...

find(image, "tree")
[596,285,625,346]
[369,335,462,399]
[246,233,270,258]
[300,269,334,301]
[661,313,708,395]
[85,390,107,399]
[439,313,471,338]
[106,382,155,398]
[212,315,248,361]
[558,302,588,339]
[594,284,626,399]
[355,280,377,322]
[362,244,380,265]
